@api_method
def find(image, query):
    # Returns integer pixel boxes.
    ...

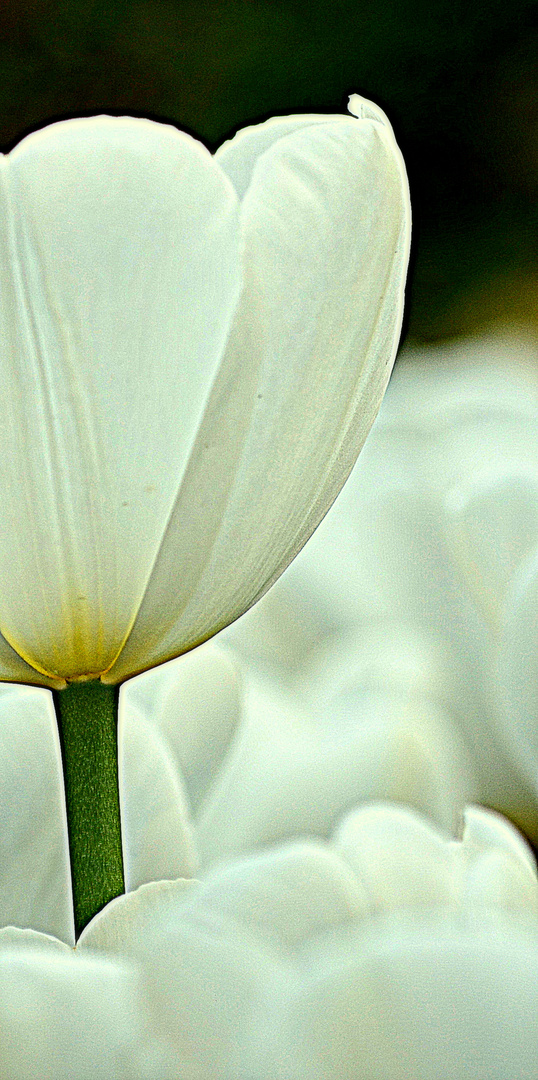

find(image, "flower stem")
[53,680,125,939]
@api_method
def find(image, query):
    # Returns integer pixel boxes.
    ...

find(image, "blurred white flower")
[0,95,409,690]
[1,661,537,1079]
[224,328,538,840]
[119,642,477,882]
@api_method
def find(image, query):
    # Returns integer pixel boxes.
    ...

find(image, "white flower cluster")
[2,646,538,1078]
[227,328,538,841]
[1,83,537,1076]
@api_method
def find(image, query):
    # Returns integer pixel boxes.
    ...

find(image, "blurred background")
[0,0,536,343]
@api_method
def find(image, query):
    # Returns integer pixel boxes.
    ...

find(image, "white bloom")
[119,642,476,883]
[1,667,537,1080]
[225,328,538,839]
[1,642,475,940]
[0,95,409,689]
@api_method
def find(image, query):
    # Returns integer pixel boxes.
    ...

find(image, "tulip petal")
[106,108,409,681]
[267,920,538,1080]
[445,471,538,629]
[499,542,538,786]
[0,684,74,944]
[121,643,242,814]
[195,842,367,949]
[460,804,537,873]
[216,111,354,199]
[79,877,287,1076]
[0,938,159,1079]
[118,702,198,892]
[0,632,63,689]
[78,877,197,957]
[195,678,474,869]
[0,116,241,682]
[333,803,454,912]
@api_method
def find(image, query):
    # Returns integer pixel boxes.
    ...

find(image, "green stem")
[53,680,125,939]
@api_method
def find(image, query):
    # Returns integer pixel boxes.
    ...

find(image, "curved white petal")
[80,876,288,1077]
[78,877,198,957]
[77,805,538,1078]
[118,703,197,892]
[229,329,538,692]
[0,684,73,943]
[221,513,374,683]
[195,678,475,869]
[373,329,538,433]
[333,803,455,911]
[83,844,364,955]
[265,920,538,1080]
[0,937,160,1079]
[106,105,410,681]
[0,115,241,682]
[295,624,478,833]
[83,805,538,1079]
[318,491,536,827]
[0,633,64,689]
[445,471,538,629]
[216,112,349,199]
[194,842,367,949]
[121,643,242,815]
[331,803,538,921]
[0,924,71,953]
[499,542,538,787]
[460,803,537,872]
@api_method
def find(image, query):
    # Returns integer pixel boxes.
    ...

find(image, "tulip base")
[53,680,125,939]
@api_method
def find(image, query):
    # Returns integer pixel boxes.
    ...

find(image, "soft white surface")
[116,642,475,883]
[118,704,197,891]
[78,804,538,1077]
[121,643,242,812]
[1,665,538,1079]
[501,545,538,787]
[195,676,476,869]
[0,927,164,1080]
[0,684,73,944]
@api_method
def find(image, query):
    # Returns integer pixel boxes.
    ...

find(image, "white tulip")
[0,95,409,689]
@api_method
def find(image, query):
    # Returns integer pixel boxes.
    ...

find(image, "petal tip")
[347,94,391,129]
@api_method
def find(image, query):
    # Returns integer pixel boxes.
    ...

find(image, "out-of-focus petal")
[263,919,538,1080]
[460,804,537,872]
[499,543,538,787]
[0,932,161,1079]
[121,643,242,814]
[0,115,241,683]
[79,876,287,1078]
[78,803,538,1079]
[106,101,410,681]
[195,676,475,869]
[222,515,374,683]
[192,842,367,949]
[0,684,73,944]
[445,472,538,629]
[333,803,454,911]
[118,703,197,892]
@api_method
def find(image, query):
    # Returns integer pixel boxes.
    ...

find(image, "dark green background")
[2,0,537,341]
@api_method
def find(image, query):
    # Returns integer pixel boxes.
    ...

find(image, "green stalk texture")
[53,680,125,939]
